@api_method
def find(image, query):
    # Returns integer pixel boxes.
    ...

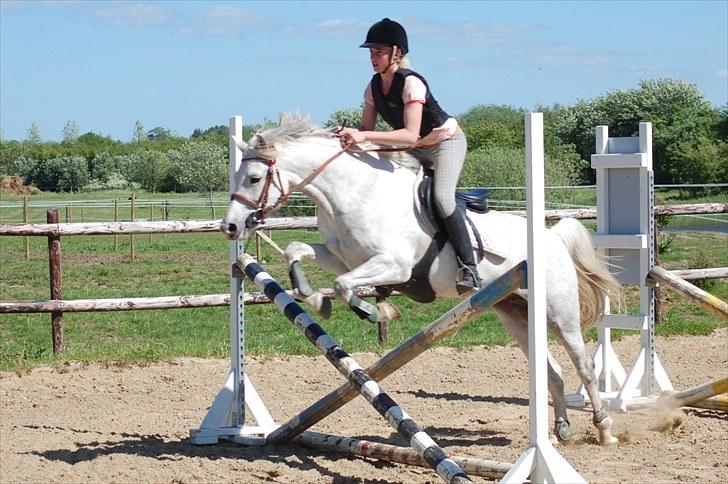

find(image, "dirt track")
[2,328,727,483]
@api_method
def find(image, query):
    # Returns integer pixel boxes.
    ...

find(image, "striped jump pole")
[238,253,472,484]
[296,431,513,480]
[266,260,526,445]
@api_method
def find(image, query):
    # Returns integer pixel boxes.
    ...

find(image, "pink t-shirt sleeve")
[403,76,427,105]
[364,84,375,108]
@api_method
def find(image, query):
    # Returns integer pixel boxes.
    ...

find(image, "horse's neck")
[281,141,405,215]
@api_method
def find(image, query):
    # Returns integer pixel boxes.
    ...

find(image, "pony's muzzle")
[219,220,239,239]
[245,210,264,229]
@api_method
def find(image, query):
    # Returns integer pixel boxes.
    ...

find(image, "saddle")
[376,168,491,303]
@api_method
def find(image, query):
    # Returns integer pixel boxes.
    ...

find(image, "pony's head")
[220,113,334,240]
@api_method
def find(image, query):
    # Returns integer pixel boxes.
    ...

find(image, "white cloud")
[41,0,91,6]
[94,1,172,28]
[310,18,370,36]
[405,17,547,45]
[0,0,27,12]
[177,5,265,37]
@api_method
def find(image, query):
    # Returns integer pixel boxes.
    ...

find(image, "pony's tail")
[551,218,623,329]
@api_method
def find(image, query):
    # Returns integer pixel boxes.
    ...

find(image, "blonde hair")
[397,55,411,69]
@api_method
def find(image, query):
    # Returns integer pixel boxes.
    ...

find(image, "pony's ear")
[254,134,269,150]
[230,135,248,152]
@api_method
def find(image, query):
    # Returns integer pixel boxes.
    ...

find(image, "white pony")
[221,114,621,446]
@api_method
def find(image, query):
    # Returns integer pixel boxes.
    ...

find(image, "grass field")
[1,189,726,372]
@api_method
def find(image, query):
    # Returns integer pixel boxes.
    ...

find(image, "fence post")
[114,196,119,251]
[130,193,136,261]
[23,196,30,260]
[47,209,65,354]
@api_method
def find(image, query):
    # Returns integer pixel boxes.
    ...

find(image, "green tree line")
[1,78,725,194]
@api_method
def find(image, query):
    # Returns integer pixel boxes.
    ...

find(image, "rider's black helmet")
[359,18,408,55]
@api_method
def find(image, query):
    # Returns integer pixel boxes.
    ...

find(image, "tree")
[552,78,721,184]
[325,105,390,132]
[146,126,172,141]
[191,125,228,148]
[166,141,226,195]
[26,156,89,192]
[26,122,41,144]
[75,132,124,159]
[62,120,80,143]
[133,121,145,144]
[131,150,173,192]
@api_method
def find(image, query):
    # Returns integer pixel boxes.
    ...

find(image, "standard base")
[501,441,585,484]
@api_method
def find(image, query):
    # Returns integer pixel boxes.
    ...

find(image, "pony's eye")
[250,176,262,184]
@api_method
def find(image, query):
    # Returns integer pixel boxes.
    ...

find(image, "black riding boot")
[443,210,480,294]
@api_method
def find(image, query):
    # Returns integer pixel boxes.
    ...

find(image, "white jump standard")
[238,252,471,484]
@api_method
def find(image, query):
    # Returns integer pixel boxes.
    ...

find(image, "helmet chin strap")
[381,45,399,77]
[390,45,399,69]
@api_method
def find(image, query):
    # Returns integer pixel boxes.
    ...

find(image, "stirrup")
[455,265,479,294]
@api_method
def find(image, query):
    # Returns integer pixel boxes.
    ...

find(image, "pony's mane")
[251,113,333,156]
[252,112,421,170]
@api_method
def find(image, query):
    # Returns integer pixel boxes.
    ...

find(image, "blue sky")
[1,0,726,142]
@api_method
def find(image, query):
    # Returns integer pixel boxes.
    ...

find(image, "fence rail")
[1,204,725,236]
[1,202,725,353]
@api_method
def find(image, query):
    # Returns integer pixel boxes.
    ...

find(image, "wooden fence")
[1,203,726,353]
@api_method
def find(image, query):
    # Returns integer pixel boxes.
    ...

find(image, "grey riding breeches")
[409,127,468,218]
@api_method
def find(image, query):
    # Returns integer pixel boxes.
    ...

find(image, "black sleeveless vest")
[370,69,450,138]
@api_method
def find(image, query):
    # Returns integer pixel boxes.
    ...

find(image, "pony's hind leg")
[493,297,573,443]
[554,321,618,446]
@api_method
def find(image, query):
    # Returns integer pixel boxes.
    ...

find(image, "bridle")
[229,144,352,228]
[229,137,415,229]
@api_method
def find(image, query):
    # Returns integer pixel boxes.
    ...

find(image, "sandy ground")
[1,328,727,484]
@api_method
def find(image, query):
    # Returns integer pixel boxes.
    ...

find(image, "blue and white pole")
[239,253,472,484]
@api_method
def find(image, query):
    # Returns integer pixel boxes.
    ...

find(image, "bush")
[460,145,582,203]
[130,150,174,193]
[88,152,117,184]
[552,78,721,184]
[26,156,89,192]
[166,141,226,194]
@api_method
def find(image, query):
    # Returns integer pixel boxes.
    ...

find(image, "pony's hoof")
[595,414,618,446]
[376,301,401,322]
[599,433,619,446]
[554,418,572,443]
[303,292,332,320]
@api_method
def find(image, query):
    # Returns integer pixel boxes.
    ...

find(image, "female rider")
[338,18,479,294]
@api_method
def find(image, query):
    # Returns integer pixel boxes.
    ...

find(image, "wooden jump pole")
[266,261,526,444]
[629,377,728,412]
[296,431,512,480]
[0,286,388,314]
[649,265,728,320]
[670,377,728,408]
[239,253,472,484]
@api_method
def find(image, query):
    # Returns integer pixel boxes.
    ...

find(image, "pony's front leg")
[284,241,349,319]
[333,254,411,324]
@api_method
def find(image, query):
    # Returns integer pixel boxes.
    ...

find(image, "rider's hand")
[337,127,367,147]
